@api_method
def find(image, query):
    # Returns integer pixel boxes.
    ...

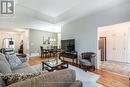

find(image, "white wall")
[128,29,130,63]
[57,33,61,49]
[61,2,130,68]
[0,31,21,51]
[0,29,30,53]
[29,29,59,55]
[20,29,30,54]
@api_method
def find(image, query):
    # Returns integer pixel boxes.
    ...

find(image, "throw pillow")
[1,72,46,86]
[5,54,22,69]
[5,51,15,55]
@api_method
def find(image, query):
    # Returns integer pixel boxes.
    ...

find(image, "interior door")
[106,31,115,60]
[99,37,106,61]
[114,32,123,62]
[114,31,128,62]
[105,30,128,62]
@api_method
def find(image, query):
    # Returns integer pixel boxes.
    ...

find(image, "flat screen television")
[61,39,75,52]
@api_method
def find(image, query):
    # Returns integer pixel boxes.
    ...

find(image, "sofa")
[0,53,82,87]
[7,69,82,87]
[0,52,37,75]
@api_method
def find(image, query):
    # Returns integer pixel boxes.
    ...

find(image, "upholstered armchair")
[79,52,96,71]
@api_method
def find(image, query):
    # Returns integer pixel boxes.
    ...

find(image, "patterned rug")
[31,64,103,87]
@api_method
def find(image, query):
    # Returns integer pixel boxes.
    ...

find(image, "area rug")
[100,60,130,76]
[31,64,103,87]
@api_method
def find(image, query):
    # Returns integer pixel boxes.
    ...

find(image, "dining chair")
[40,46,48,58]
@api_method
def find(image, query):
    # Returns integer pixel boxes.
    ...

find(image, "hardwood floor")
[29,56,44,65]
[28,57,130,87]
[94,69,130,87]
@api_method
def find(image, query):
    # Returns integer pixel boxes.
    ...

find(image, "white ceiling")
[17,0,128,23]
[18,0,81,17]
[0,0,129,32]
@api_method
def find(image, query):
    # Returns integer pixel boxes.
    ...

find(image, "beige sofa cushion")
[0,53,10,67]
[0,61,12,75]
[1,72,46,86]
[8,69,76,87]
[12,66,37,74]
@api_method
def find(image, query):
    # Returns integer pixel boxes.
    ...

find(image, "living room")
[0,0,130,87]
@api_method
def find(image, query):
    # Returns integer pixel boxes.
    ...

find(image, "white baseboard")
[30,53,40,57]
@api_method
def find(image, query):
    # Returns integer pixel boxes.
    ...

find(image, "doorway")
[99,37,106,61]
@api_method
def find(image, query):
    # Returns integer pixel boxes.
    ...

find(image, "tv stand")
[59,51,78,64]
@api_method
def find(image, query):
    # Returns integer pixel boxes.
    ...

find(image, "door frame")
[99,37,106,61]
[97,27,106,69]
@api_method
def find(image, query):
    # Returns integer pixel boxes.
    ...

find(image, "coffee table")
[42,59,68,72]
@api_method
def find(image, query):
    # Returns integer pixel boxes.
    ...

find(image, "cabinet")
[59,51,78,64]
[101,29,128,63]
